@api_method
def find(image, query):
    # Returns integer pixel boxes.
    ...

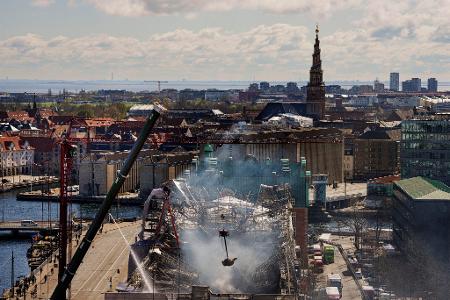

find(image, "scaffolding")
[129,179,299,296]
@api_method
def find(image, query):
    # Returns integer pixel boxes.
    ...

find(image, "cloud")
[1,22,450,81]
[0,24,312,80]
[1,5,450,82]
[84,0,360,17]
[31,0,55,7]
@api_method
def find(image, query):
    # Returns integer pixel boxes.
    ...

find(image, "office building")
[402,78,421,92]
[259,81,270,91]
[374,79,384,93]
[390,72,399,91]
[349,85,374,94]
[392,176,450,296]
[428,78,438,92]
[286,82,300,94]
[401,118,450,185]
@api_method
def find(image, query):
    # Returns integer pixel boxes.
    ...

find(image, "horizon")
[1,78,449,94]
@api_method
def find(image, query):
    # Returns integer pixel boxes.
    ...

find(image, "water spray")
[108,213,154,292]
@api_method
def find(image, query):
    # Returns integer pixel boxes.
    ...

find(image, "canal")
[0,188,142,293]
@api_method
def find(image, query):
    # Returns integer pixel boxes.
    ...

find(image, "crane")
[58,121,77,283]
[51,104,166,300]
[58,118,94,284]
[144,80,168,92]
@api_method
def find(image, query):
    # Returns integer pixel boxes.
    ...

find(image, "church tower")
[306,25,325,120]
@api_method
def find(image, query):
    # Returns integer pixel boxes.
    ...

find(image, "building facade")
[21,136,60,176]
[0,136,34,176]
[392,176,450,295]
[354,130,400,180]
[402,78,421,92]
[401,118,450,185]
[139,152,196,199]
[374,79,384,93]
[427,78,438,92]
[390,72,399,91]
[223,140,343,184]
[79,150,154,196]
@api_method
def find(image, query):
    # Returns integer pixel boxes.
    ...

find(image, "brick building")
[354,129,400,180]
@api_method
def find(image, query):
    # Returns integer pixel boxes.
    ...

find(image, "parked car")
[21,220,38,227]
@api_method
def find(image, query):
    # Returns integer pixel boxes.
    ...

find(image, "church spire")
[310,24,323,85]
[306,24,325,120]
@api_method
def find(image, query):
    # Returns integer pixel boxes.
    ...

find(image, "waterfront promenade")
[2,220,140,300]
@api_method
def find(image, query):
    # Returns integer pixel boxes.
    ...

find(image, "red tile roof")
[21,136,55,152]
[0,136,34,151]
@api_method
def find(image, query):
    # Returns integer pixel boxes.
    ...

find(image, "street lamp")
[1,155,4,192]
[30,162,38,192]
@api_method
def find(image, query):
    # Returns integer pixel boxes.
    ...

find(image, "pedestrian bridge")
[0,221,59,234]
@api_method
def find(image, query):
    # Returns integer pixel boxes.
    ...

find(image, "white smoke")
[180,229,278,293]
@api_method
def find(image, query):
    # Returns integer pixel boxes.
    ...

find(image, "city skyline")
[0,0,449,81]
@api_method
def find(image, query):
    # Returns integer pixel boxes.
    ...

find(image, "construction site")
[116,167,302,299]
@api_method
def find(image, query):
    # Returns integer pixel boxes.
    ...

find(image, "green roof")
[395,177,450,201]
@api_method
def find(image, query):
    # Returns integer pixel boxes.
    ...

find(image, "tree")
[341,204,368,250]
[76,108,94,118]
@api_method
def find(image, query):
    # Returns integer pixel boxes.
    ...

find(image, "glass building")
[401,118,450,184]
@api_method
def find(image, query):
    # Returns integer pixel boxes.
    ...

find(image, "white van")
[21,220,38,227]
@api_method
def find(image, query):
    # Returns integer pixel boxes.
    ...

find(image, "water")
[0,188,142,293]
[108,213,153,292]
[0,241,29,292]
[0,80,288,94]
[1,79,448,93]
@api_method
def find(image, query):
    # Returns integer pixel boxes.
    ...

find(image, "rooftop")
[395,176,450,201]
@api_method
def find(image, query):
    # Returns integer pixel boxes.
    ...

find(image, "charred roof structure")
[110,151,310,299]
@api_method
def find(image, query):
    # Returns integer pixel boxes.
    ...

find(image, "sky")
[0,0,449,82]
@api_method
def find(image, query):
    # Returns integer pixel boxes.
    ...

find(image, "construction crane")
[58,122,77,283]
[51,104,166,300]
[144,80,168,92]
[58,118,94,284]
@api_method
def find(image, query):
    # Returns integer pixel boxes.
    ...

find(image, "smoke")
[180,229,279,293]
[170,145,286,293]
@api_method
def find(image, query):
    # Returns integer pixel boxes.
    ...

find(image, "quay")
[0,175,58,193]
[0,221,58,237]
[16,190,143,206]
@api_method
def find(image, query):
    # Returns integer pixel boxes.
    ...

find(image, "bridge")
[0,221,59,235]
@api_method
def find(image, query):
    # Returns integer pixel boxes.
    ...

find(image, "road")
[71,222,139,300]
[317,235,362,299]
[5,221,140,300]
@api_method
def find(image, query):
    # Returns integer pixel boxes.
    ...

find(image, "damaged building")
[106,150,311,299]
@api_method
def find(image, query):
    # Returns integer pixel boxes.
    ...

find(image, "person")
[140,186,170,239]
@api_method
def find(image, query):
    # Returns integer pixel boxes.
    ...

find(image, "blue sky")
[0,0,449,82]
